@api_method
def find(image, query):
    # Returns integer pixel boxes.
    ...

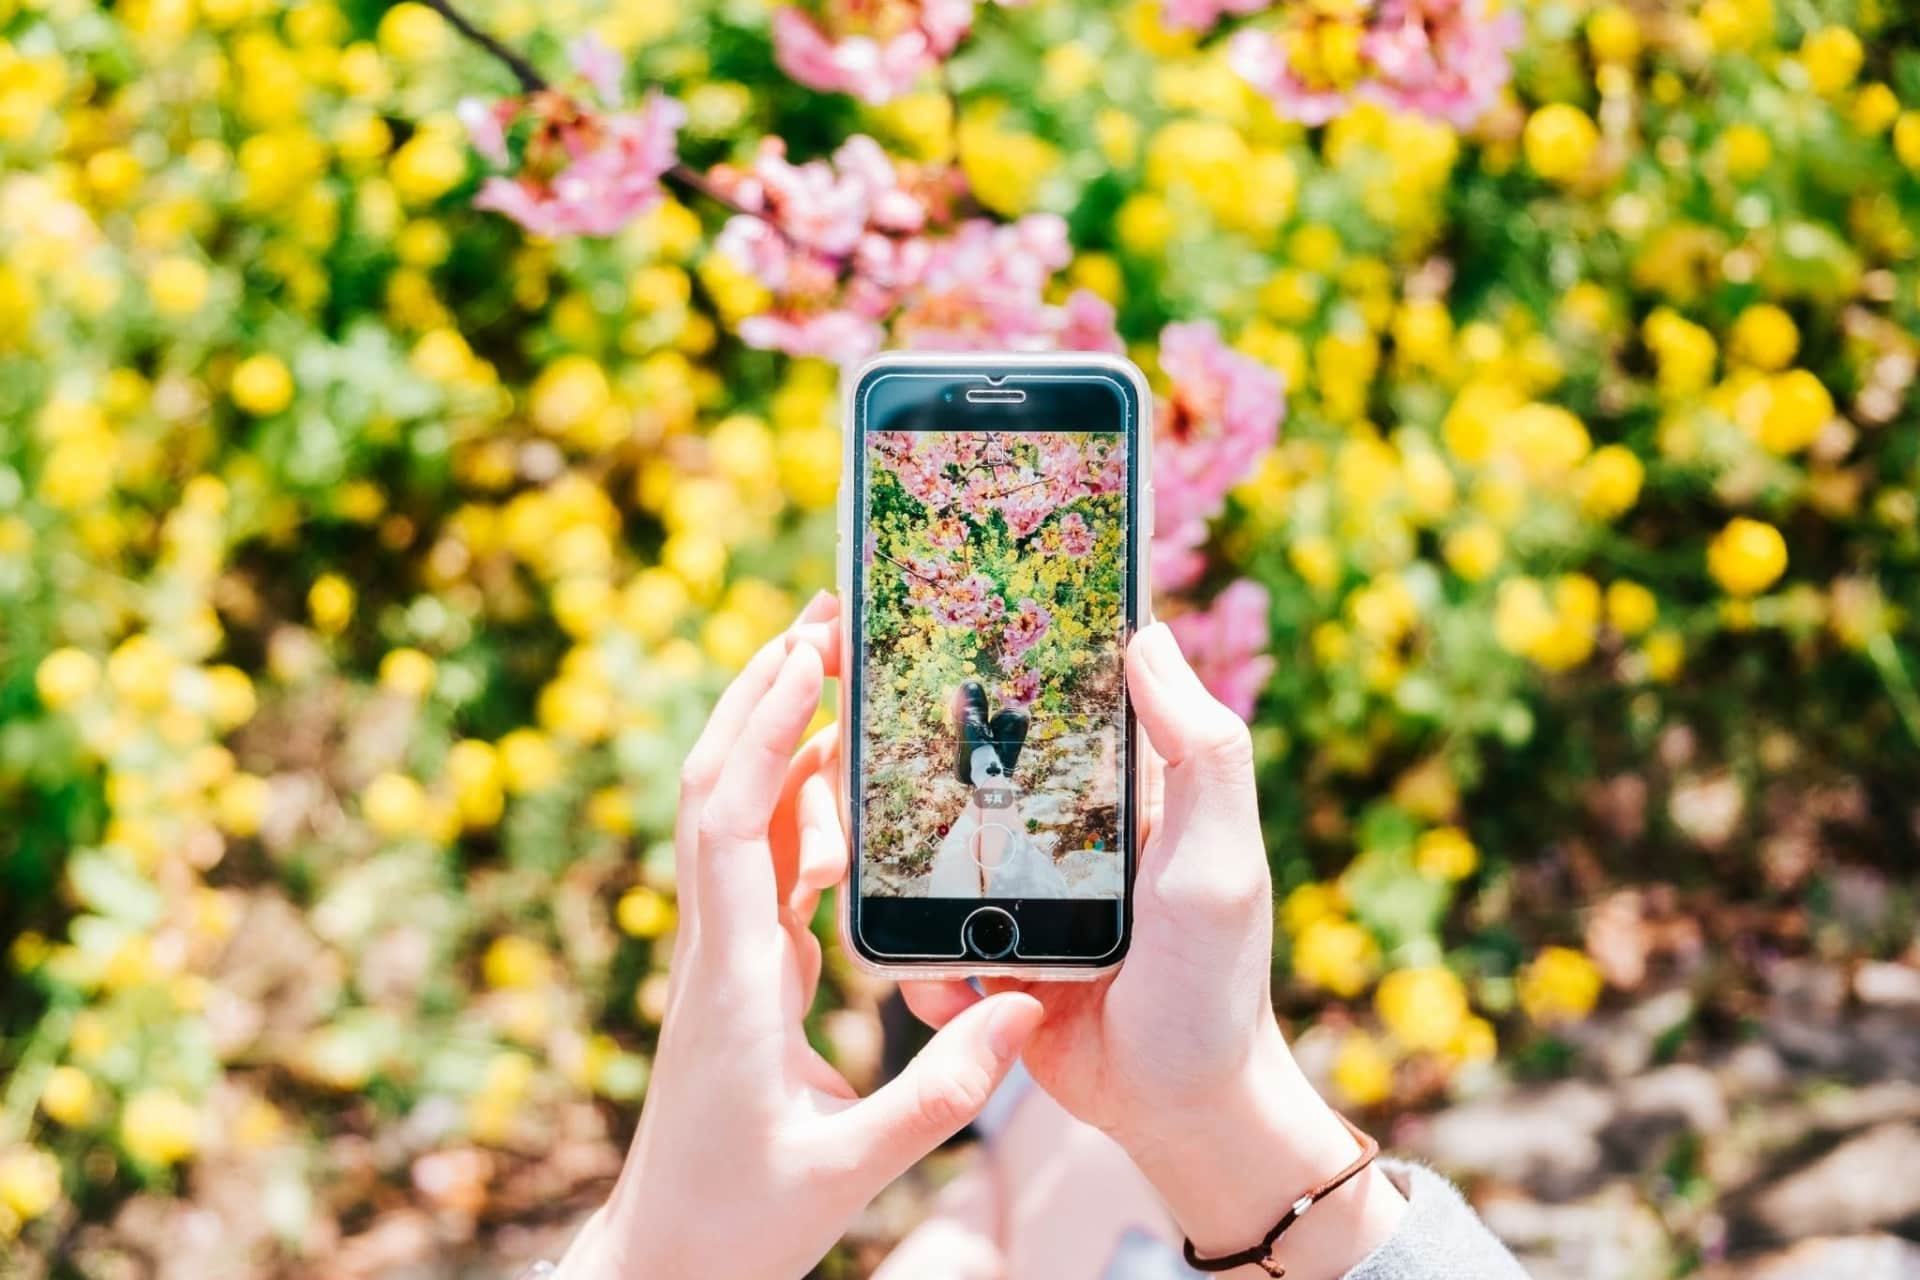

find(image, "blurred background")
[4,0,1920,1275]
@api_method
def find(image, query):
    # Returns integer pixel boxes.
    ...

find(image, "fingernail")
[794,589,833,626]
[1134,623,1177,678]
[985,997,1040,1060]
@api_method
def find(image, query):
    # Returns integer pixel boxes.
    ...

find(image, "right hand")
[558,594,1043,1280]
[902,622,1406,1278]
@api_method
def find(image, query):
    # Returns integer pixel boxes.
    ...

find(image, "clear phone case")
[835,352,1154,981]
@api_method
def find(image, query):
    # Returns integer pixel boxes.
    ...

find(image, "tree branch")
[413,0,548,94]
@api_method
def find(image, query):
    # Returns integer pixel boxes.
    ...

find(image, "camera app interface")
[859,428,1128,900]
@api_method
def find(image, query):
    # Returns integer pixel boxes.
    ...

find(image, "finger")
[696,643,825,965]
[679,592,831,803]
[782,903,825,1015]
[1140,739,1166,844]
[1126,623,1266,897]
[787,619,843,678]
[898,979,984,1030]
[769,722,840,908]
[833,992,1043,1187]
[794,753,846,905]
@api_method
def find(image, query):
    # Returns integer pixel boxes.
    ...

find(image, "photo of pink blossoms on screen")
[859,430,1129,900]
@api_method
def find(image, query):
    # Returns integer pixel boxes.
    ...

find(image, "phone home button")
[962,906,1018,961]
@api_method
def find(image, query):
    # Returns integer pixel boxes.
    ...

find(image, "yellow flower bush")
[1,0,1915,1257]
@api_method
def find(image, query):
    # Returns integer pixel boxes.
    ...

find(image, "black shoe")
[953,680,991,785]
[990,709,1029,775]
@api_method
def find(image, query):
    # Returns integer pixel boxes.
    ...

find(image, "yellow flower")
[616,887,676,939]
[1518,946,1605,1024]
[206,665,257,731]
[1699,0,1774,50]
[1643,629,1685,681]
[1330,1032,1394,1108]
[230,353,293,415]
[1586,5,1640,64]
[1449,1016,1498,1065]
[1708,517,1788,596]
[1605,580,1658,637]
[530,354,612,436]
[482,935,550,989]
[1288,535,1340,591]
[121,1089,199,1165]
[149,255,209,315]
[1852,84,1900,136]
[216,774,271,837]
[378,648,437,698]
[1801,26,1863,97]
[377,2,448,62]
[1279,881,1343,937]
[1505,403,1591,479]
[1414,827,1479,881]
[308,573,355,634]
[35,647,100,711]
[1523,104,1599,185]
[1896,113,1920,171]
[1375,965,1469,1052]
[1493,577,1552,656]
[1729,304,1798,371]
[40,1066,94,1127]
[1717,122,1772,183]
[1291,918,1380,998]
[0,1146,60,1222]
[960,115,1061,217]
[446,739,504,827]
[1442,522,1502,583]
[391,129,468,205]
[363,772,428,837]
[1755,370,1834,454]
[499,728,561,793]
[1574,442,1643,520]
[1116,193,1173,255]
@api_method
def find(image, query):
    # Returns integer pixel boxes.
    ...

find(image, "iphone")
[838,354,1151,977]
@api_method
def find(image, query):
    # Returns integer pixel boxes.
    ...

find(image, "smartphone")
[838,353,1151,978]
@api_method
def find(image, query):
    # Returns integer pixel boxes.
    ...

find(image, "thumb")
[836,992,1043,1187]
[1126,623,1265,892]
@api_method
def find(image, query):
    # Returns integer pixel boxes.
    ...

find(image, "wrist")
[1114,1020,1407,1280]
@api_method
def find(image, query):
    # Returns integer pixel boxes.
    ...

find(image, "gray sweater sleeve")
[1342,1160,1530,1280]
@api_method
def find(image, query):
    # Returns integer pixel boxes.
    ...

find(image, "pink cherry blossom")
[891,215,1075,351]
[1152,320,1285,591]
[1166,579,1276,720]
[931,572,1006,627]
[772,0,1003,104]
[466,38,685,239]
[995,470,1058,539]
[1055,511,1094,557]
[997,666,1042,709]
[1002,598,1052,660]
[1360,0,1524,127]
[1162,0,1274,32]
[1229,0,1522,127]
[1227,27,1356,127]
[1059,288,1126,354]
[927,515,969,549]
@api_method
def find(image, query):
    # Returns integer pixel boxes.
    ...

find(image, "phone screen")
[860,427,1129,899]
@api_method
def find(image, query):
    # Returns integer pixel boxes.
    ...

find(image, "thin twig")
[875,549,941,585]
[414,0,547,92]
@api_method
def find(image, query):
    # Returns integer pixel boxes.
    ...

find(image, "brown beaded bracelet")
[1180,1111,1382,1277]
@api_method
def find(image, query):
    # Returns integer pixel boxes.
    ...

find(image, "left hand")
[557,592,1044,1280]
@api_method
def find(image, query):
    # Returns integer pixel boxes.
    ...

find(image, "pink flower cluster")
[463,37,686,238]
[1151,321,1285,592]
[1229,0,1523,128]
[1160,0,1273,33]
[713,137,1119,363]
[1166,579,1276,720]
[773,0,1013,104]
[1002,598,1052,660]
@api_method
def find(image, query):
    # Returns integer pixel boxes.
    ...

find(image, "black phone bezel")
[846,362,1140,969]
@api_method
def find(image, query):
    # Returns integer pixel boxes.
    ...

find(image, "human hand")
[902,622,1405,1278]
[557,593,1044,1280]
